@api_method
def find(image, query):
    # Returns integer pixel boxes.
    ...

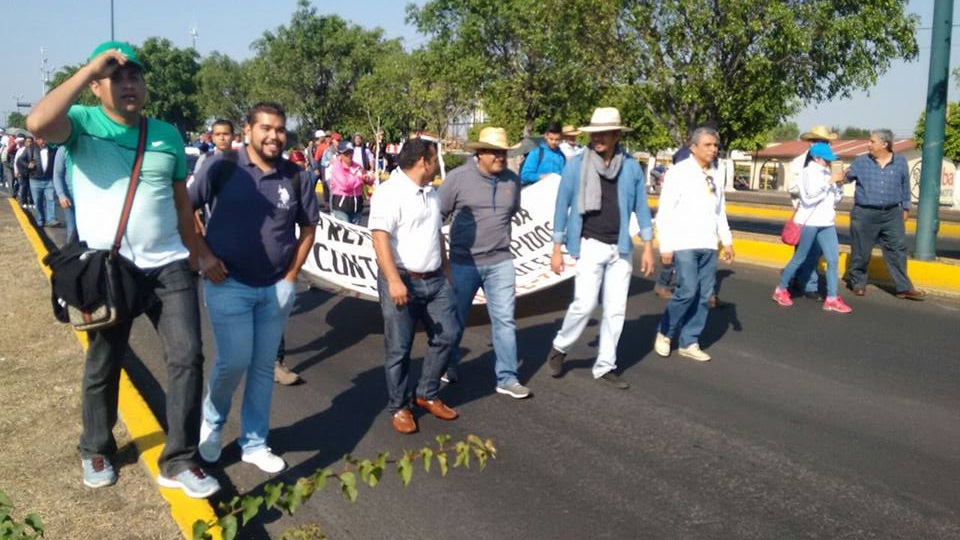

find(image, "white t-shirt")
[368,169,442,273]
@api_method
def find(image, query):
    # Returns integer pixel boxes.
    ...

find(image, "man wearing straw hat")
[545,107,656,389]
[559,124,583,159]
[439,127,530,399]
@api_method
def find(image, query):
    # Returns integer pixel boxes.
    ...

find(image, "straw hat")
[578,107,634,133]
[562,124,581,136]
[799,125,838,142]
[465,127,520,151]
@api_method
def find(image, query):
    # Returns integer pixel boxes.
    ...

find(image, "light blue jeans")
[779,225,840,298]
[658,249,717,348]
[201,277,297,453]
[29,179,56,226]
[449,259,520,388]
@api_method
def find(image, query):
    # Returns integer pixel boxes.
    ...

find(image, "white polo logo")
[277,185,291,209]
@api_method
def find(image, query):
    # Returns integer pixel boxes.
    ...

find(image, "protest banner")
[300,174,578,303]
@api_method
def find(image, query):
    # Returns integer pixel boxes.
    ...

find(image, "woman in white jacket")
[772,143,852,313]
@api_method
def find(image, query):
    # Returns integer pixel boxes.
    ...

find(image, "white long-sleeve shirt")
[656,157,733,252]
[794,162,843,227]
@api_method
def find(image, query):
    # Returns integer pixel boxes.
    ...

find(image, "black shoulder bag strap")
[111,116,148,256]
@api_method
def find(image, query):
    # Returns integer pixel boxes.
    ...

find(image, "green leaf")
[0,492,12,510]
[436,451,449,477]
[314,469,333,491]
[421,448,434,473]
[220,514,238,540]
[241,496,263,526]
[264,483,283,510]
[191,519,210,540]
[339,472,359,502]
[24,513,43,534]
[398,454,413,486]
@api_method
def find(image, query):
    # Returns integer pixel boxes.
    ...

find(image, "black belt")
[856,203,901,211]
[398,268,441,280]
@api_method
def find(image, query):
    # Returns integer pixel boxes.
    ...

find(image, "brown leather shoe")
[414,397,459,421]
[895,289,926,301]
[391,409,417,434]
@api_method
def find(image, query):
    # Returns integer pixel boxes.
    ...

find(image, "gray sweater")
[439,157,521,266]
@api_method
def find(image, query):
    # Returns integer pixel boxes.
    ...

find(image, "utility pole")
[190,27,199,50]
[110,0,115,40]
[915,0,954,260]
[40,47,50,96]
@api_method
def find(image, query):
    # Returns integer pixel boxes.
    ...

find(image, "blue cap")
[809,142,837,161]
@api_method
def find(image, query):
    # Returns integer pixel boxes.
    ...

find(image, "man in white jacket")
[654,127,734,362]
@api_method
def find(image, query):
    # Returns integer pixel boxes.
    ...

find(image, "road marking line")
[7,198,222,540]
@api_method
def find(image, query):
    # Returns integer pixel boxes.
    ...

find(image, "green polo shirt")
[64,105,189,268]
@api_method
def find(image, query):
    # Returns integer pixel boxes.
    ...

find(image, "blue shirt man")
[545,107,655,389]
[843,128,923,299]
[190,102,319,474]
[519,122,566,185]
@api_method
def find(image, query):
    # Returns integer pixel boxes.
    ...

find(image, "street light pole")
[110,0,115,40]
[915,0,954,260]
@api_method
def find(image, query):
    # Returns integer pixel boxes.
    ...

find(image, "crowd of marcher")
[18,40,925,500]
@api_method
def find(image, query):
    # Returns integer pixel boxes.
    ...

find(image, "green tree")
[4,112,27,129]
[768,122,800,142]
[196,52,251,128]
[138,37,201,135]
[619,0,918,150]
[47,65,98,106]
[408,0,623,138]
[915,103,960,162]
[248,0,396,136]
[840,126,871,139]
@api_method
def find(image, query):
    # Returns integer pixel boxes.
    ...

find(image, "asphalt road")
[119,256,959,539]
[12,187,960,539]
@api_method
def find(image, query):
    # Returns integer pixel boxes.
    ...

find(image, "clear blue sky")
[2,0,956,139]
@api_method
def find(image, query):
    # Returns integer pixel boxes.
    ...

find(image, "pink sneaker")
[823,297,853,314]
[772,288,793,307]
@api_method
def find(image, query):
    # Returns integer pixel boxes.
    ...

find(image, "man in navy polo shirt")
[189,102,319,474]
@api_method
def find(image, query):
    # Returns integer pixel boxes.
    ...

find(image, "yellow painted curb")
[648,198,960,238]
[8,199,221,540]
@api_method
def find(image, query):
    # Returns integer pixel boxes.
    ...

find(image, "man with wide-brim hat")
[560,124,583,159]
[544,107,655,389]
[438,127,530,398]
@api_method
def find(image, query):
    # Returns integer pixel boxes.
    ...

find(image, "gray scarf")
[579,145,624,214]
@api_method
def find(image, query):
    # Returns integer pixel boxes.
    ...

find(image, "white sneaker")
[241,448,286,473]
[198,422,221,463]
[654,332,671,357]
[678,343,711,362]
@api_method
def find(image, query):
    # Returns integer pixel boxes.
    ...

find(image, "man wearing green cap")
[27,41,221,498]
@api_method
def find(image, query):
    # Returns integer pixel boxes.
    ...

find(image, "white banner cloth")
[300,173,578,303]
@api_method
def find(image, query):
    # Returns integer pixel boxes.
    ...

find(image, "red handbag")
[780,210,804,246]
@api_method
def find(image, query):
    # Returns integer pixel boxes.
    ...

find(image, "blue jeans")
[202,278,297,453]
[79,259,204,478]
[793,241,822,293]
[378,271,460,413]
[61,202,77,241]
[331,209,362,224]
[779,225,840,297]
[30,179,56,225]
[449,259,520,387]
[658,249,717,348]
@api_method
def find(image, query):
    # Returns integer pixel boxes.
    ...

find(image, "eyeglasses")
[705,175,716,194]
